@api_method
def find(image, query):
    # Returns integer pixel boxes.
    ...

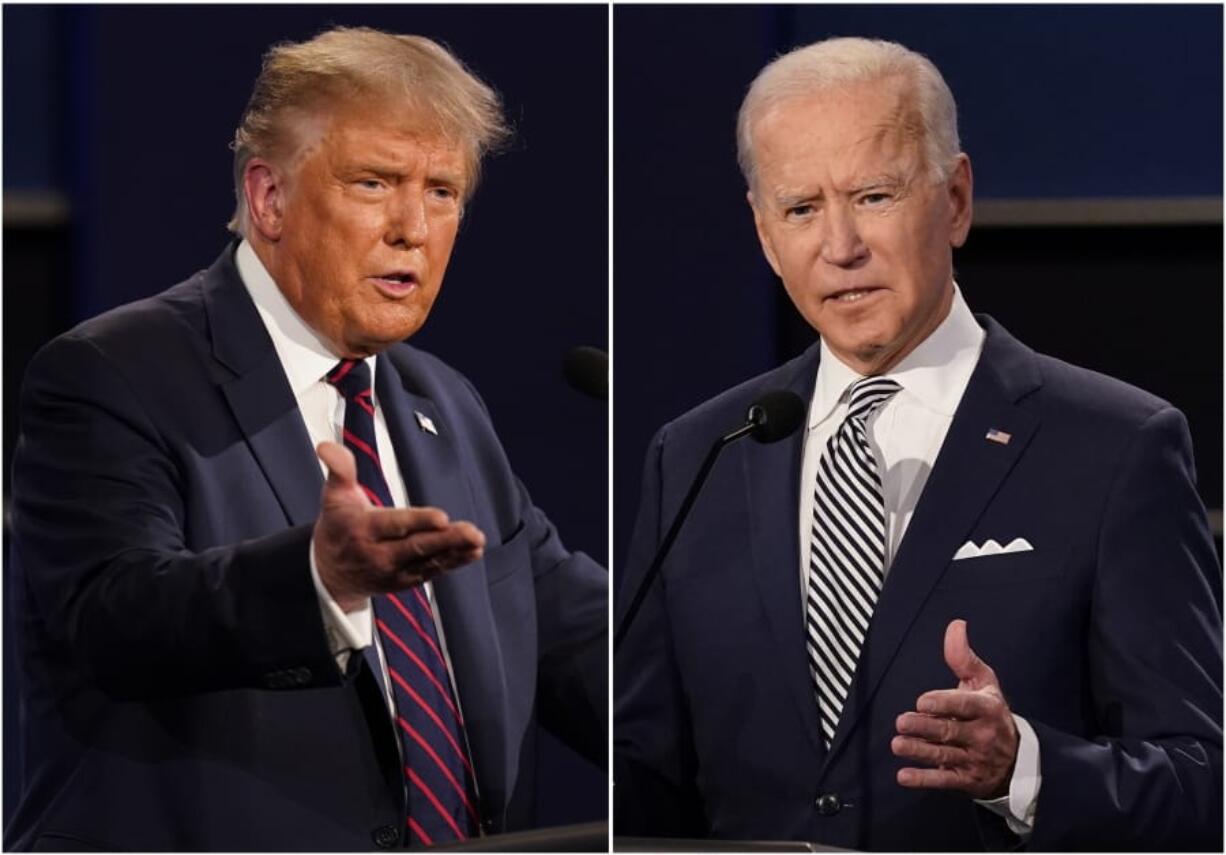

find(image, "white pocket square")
[953,537,1034,560]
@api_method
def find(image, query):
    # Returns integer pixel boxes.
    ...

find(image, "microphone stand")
[613,415,762,654]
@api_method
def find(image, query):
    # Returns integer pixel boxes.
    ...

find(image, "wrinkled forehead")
[752,77,924,186]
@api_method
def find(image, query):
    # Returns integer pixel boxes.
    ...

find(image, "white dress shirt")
[798,285,1039,836]
[235,240,462,720]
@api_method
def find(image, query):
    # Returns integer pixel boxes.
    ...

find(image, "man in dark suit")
[7,27,606,851]
[614,36,1221,850]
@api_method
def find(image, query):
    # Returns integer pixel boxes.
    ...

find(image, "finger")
[318,441,357,486]
[419,522,485,554]
[448,521,486,551]
[387,523,486,567]
[399,545,485,584]
[895,711,969,746]
[915,689,999,721]
[943,619,996,689]
[367,507,451,540]
[890,735,969,768]
[896,766,967,790]
[430,545,485,575]
[317,442,370,508]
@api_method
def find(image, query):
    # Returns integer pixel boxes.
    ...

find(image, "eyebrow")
[775,190,819,209]
[427,169,466,187]
[345,163,466,188]
[849,174,905,192]
[773,172,907,207]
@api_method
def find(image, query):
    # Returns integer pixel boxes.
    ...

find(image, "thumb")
[943,619,995,689]
[317,441,366,505]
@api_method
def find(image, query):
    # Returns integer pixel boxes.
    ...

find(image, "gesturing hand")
[313,441,486,612]
[892,619,1018,799]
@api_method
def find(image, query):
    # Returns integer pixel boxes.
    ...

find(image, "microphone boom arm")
[613,419,757,654]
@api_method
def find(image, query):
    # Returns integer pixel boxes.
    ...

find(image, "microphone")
[746,389,806,443]
[563,346,607,400]
[614,390,804,653]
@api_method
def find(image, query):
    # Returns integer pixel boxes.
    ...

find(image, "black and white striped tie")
[806,376,901,747]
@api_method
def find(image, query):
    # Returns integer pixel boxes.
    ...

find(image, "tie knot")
[325,358,372,400]
[846,376,901,423]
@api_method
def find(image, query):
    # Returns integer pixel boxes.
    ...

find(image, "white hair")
[737,37,960,190]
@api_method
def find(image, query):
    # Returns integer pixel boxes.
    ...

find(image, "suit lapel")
[744,345,827,760]
[204,246,322,527]
[204,245,511,813]
[221,365,323,526]
[821,317,1043,767]
[375,354,513,819]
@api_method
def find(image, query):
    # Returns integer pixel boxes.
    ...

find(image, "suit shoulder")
[385,341,465,382]
[17,274,215,459]
[383,342,475,394]
[38,272,208,364]
[654,347,816,448]
[381,342,493,420]
[1030,351,1176,430]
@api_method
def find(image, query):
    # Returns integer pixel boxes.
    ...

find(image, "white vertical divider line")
[605,0,616,846]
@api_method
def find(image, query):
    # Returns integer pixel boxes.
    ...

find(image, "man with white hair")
[8,27,606,851]
[615,37,1220,849]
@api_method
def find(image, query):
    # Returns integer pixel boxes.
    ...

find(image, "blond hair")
[228,26,510,234]
[737,37,960,190]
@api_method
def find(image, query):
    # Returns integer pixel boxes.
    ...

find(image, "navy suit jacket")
[615,317,1222,850]
[6,245,607,851]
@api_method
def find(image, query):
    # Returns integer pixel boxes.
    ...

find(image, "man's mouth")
[370,272,420,296]
[826,287,882,304]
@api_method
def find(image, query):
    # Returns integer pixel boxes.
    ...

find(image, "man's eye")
[429,186,459,202]
[785,204,814,219]
[356,179,385,190]
[860,192,891,205]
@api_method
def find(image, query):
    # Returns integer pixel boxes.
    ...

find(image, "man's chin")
[821,333,901,375]
[344,315,430,354]
[345,335,417,357]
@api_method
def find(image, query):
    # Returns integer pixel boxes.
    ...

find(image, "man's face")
[748,77,972,375]
[261,101,468,357]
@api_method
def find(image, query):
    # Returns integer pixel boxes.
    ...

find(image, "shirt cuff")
[309,537,375,671]
[973,713,1041,838]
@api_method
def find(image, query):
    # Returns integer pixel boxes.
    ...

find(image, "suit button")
[816,792,842,816]
[371,824,400,848]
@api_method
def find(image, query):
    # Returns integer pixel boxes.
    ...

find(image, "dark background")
[4,4,607,830]
[614,4,1223,581]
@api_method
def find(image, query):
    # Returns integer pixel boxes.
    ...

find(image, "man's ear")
[243,158,287,242]
[947,153,973,249]
[748,190,783,278]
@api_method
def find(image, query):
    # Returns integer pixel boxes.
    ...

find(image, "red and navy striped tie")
[326,359,480,847]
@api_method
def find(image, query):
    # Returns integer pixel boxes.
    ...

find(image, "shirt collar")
[235,239,379,395]
[810,283,985,428]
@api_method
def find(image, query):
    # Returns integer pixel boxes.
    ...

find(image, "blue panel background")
[787,4,1223,198]
[3,7,66,191]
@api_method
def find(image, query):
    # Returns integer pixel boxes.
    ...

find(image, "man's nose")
[820,205,867,266]
[386,188,429,248]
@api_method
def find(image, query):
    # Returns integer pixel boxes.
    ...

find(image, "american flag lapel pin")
[985,428,1012,445]
[414,411,439,436]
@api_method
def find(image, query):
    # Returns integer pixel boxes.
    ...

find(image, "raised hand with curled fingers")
[892,619,1020,799]
[312,440,486,613]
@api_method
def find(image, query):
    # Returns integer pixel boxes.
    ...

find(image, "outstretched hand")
[312,441,485,612]
[891,619,1018,799]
